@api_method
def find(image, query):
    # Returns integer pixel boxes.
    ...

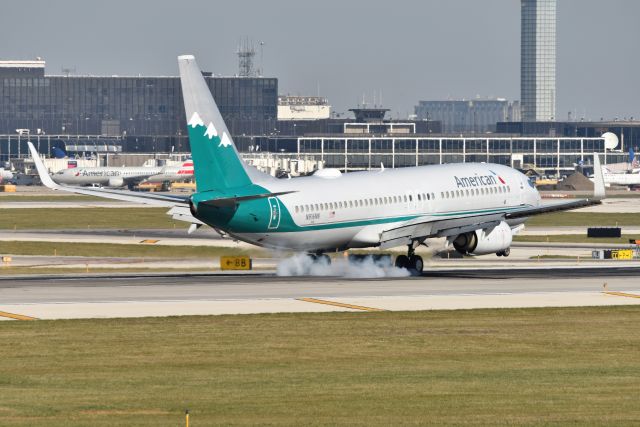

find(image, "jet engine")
[107,177,124,187]
[451,221,512,256]
[189,198,198,216]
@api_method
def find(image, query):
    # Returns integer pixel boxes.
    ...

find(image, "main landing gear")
[496,248,511,257]
[308,253,331,265]
[395,243,424,274]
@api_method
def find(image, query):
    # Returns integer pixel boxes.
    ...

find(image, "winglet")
[593,153,605,200]
[28,142,61,190]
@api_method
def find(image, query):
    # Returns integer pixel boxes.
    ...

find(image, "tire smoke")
[276,253,410,278]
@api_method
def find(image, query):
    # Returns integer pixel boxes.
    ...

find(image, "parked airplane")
[51,160,193,187]
[601,165,640,188]
[146,160,194,184]
[28,55,606,273]
[0,168,13,183]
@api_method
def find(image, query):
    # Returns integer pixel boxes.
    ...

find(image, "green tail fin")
[178,55,252,193]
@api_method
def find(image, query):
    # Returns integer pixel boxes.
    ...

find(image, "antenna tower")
[237,38,257,77]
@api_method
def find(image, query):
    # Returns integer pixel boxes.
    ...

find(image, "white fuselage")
[229,163,540,251]
[602,170,640,187]
[53,166,193,186]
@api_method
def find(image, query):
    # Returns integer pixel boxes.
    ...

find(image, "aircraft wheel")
[502,247,510,257]
[309,253,331,265]
[409,255,424,274]
[318,254,331,265]
[395,255,410,269]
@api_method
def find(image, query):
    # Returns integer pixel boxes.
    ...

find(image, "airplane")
[28,54,606,274]
[600,165,640,188]
[50,160,193,188]
[0,168,13,183]
[145,159,194,184]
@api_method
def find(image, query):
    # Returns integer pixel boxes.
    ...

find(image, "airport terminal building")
[0,58,629,178]
[0,59,277,156]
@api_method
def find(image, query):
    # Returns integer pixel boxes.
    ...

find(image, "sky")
[1,0,638,120]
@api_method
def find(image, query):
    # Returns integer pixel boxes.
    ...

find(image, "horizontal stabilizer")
[201,191,297,208]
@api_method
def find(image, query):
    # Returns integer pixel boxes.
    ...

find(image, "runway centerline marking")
[0,310,38,321]
[297,298,386,312]
[603,291,640,299]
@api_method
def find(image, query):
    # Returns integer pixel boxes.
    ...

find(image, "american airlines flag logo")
[489,169,506,184]
[177,160,194,176]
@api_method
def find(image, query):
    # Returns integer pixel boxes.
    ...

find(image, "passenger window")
[295,206,299,213]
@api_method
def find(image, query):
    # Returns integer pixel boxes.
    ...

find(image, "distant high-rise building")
[521,0,556,122]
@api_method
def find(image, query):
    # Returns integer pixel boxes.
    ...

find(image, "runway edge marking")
[603,291,640,299]
[297,298,387,312]
[0,310,38,321]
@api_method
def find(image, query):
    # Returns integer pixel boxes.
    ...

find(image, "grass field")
[0,241,265,258]
[0,195,114,202]
[2,208,640,231]
[526,212,640,227]
[0,267,218,275]
[0,307,638,426]
[514,234,638,244]
[0,208,185,229]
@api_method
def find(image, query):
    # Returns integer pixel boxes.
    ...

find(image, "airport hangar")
[0,58,632,178]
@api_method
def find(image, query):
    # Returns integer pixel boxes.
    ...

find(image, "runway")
[1,266,639,320]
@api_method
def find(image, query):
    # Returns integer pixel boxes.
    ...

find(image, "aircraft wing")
[379,154,605,249]
[28,142,189,207]
[29,142,296,214]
